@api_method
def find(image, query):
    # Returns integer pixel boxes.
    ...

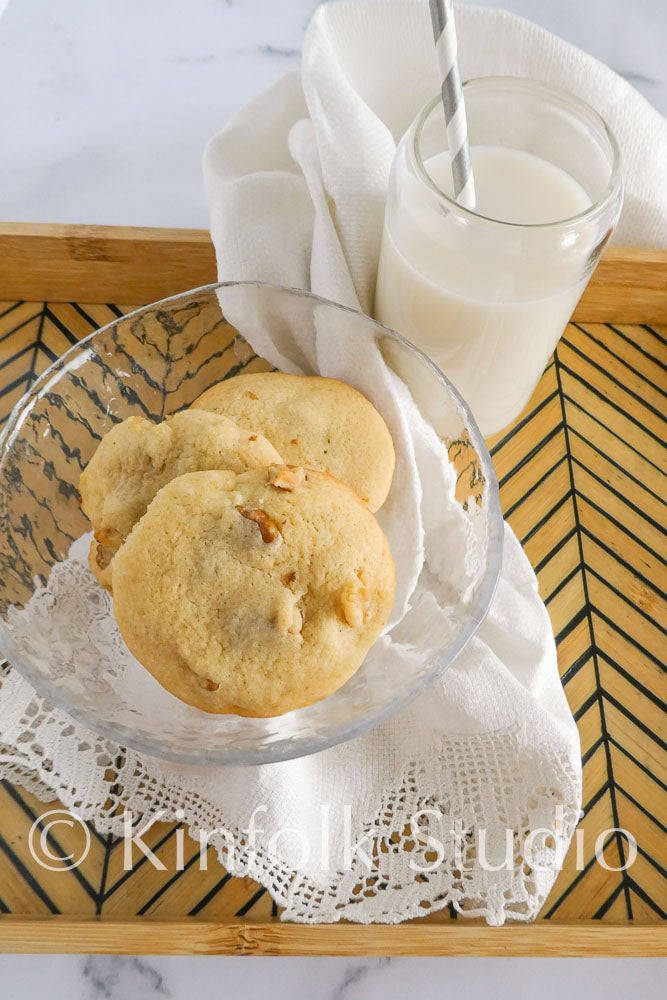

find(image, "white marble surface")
[3,955,666,999]
[0,0,664,228]
[0,0,665,992]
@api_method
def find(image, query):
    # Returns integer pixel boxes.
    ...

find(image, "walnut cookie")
[111,466,396,717]
[79,409,282,591]
[191,372,395,511]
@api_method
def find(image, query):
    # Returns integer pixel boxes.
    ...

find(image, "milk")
[374,146,593,436]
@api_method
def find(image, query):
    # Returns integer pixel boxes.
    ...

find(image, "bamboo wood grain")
[0,918,664,956]
[0,230,664,956]
[0,223,665,323]
[0,223,217,306]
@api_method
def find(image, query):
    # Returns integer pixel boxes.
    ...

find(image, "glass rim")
[411,76,623,231]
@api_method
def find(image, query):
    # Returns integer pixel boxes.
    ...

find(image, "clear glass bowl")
[0,283,503,765]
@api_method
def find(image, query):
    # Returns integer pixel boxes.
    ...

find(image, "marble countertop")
[0,0,664,229]
[0,0,665,994]
[3,954,665,1000]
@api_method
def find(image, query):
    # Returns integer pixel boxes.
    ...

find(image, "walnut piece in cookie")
[236,506,282,543]
[267,464,305,491]
[340,573,371,628]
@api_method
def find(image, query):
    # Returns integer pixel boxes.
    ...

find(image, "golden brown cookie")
[80,410,282,590]
[112,466,396,716]
[191,372,395,511]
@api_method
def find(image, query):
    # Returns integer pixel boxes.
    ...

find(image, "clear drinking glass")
[374,77,623,437]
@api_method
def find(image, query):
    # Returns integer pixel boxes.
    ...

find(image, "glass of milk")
[374,77,623,437]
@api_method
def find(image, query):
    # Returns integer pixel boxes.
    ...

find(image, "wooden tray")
[0,224,665,956]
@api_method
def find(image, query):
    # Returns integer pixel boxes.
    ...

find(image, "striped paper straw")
[428,0,476,209]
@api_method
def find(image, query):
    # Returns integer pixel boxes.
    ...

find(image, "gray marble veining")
[82,956,172,1000]
[3,954,666,998]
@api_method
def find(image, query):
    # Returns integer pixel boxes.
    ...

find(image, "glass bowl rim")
[0,281,504,765]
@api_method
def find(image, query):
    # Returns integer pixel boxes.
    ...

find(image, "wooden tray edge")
[0,918,665,956]
[1,222,665,323]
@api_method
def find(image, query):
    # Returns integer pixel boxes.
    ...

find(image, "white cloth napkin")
[2,1,663,925]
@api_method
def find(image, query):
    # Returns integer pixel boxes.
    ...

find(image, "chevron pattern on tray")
[0,299,664,924]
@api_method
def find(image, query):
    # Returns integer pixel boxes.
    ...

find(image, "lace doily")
[1,660,579,924]
[0,536,581,925]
